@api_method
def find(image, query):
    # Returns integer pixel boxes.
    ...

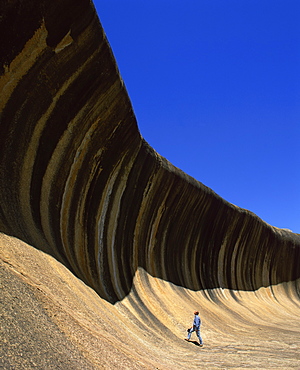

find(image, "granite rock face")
[0,2,300,367]
[0,0,299,304]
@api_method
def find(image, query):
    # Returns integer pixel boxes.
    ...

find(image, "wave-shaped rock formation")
[1,0,300,368]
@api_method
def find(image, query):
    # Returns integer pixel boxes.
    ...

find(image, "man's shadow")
[185,338,200,346]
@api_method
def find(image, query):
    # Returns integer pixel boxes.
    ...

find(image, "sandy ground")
[1,232,299,369]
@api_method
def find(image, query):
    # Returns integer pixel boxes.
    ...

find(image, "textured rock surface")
[1,233,300,369]
[0,0,300,368]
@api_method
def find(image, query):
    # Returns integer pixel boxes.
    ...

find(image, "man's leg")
[186,328,194,341]
[196,329,203,345]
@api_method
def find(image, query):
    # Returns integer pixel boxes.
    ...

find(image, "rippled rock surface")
[1,1,300,368]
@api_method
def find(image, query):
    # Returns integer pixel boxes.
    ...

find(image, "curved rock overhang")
[0,0,299,304]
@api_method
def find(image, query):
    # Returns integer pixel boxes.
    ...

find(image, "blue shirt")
[193,315,201,329]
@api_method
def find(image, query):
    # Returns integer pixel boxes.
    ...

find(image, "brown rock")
[0,0,299,368]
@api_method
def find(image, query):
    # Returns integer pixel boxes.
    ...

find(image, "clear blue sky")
[94,1,300,233]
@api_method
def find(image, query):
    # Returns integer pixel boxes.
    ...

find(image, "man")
[185,311,203,346]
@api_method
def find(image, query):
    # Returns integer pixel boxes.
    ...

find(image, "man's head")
[194,311,199,315]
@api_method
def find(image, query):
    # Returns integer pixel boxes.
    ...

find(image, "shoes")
[184,339,190,342]
[200,344,203,347]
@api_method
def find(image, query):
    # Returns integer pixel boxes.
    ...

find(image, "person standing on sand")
[185,311,203,346]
